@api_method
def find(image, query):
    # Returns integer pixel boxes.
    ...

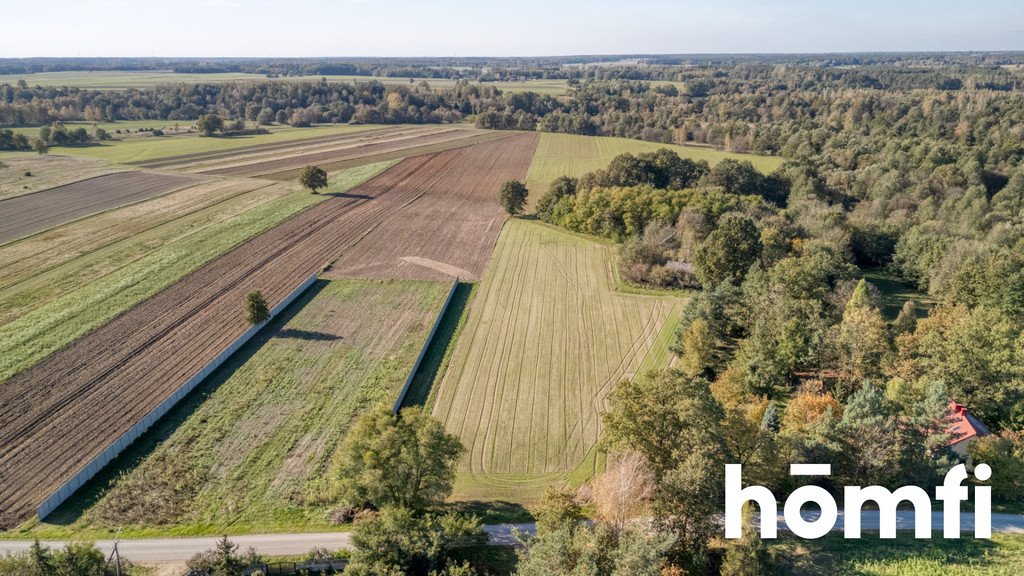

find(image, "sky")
[0,0,1022,57]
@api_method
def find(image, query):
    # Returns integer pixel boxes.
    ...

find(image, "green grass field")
[8,278,450,539]
[7,123,387,165]
[0,162,394,384]
[0,70,568,95]
[860,269,934,320]
[429,219,685,502]
[524,132,785,203]
[770,533,1024,575]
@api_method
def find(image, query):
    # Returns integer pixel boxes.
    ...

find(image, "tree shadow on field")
[321,191,373,199]
[36,280,330,529]
[276,328,342,341]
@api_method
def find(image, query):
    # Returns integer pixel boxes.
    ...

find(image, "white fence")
[392,278,460,413]
[36,274,319,519]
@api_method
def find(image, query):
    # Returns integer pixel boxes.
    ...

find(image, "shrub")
[245,291,270,325]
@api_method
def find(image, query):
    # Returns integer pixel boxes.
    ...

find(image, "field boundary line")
[131,126,406,168]
[393,278,460,413]
[35,273,319,520]
[0,169,138,204]
[0,180,278,294]
[0,172,206,248]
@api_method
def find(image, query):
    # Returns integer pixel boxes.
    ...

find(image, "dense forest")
[519,62,1024,572]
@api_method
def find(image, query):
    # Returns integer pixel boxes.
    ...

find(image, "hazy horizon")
[1,0,1022,58]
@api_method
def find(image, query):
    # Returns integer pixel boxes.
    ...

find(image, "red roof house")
[946,400,991,460]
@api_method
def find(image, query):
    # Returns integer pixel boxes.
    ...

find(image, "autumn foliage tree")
[828,279,891,398]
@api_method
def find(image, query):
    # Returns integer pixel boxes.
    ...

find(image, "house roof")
[946,400,991,446]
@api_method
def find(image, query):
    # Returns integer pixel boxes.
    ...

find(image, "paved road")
[0,514,1020,562]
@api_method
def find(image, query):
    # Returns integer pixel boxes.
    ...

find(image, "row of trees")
[0,541,137,575]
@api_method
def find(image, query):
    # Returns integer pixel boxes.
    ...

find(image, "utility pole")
[107,527,123,576]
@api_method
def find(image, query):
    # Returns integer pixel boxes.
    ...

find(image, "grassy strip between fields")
[0,161,396,385]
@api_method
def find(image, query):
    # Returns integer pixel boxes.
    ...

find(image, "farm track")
[0,132,538,529]
[0,171,204,245]
[198,127,494,178]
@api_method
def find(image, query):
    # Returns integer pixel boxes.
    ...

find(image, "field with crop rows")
[324,133,538,281]
[0,163,393,386]
[13,123,385,165]
[0,134,536,529]
[524,132,785,203]
[22,279,450,537]
[192,126,505,179]
[430,219,685,502]
[0,171,203,244]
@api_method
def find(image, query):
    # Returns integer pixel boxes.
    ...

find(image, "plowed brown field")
[0,132,538,529]
[0,171,203,245]
[132,125,410,169]
[196,127,504,178]
[324,133,537,281]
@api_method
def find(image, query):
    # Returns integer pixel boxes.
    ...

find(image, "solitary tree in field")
[32,138,48,155]
[196,113,224,136]
[245,291,270,325]
[498,180,528,215]
[299,165,329,194]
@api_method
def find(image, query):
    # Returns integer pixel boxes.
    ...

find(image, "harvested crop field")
[0,155,129,200]
[0,171,204,245]
[193,126,506,179]
[31,279,451,535]
[0,133,537,529]
[430,219,685,502]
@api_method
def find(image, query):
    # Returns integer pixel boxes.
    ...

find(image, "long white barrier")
[392,278,460,413]
[36,274,319,519]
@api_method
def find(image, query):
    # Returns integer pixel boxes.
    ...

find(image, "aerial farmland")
[9,3,1024,575]
[0,98,793,534]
